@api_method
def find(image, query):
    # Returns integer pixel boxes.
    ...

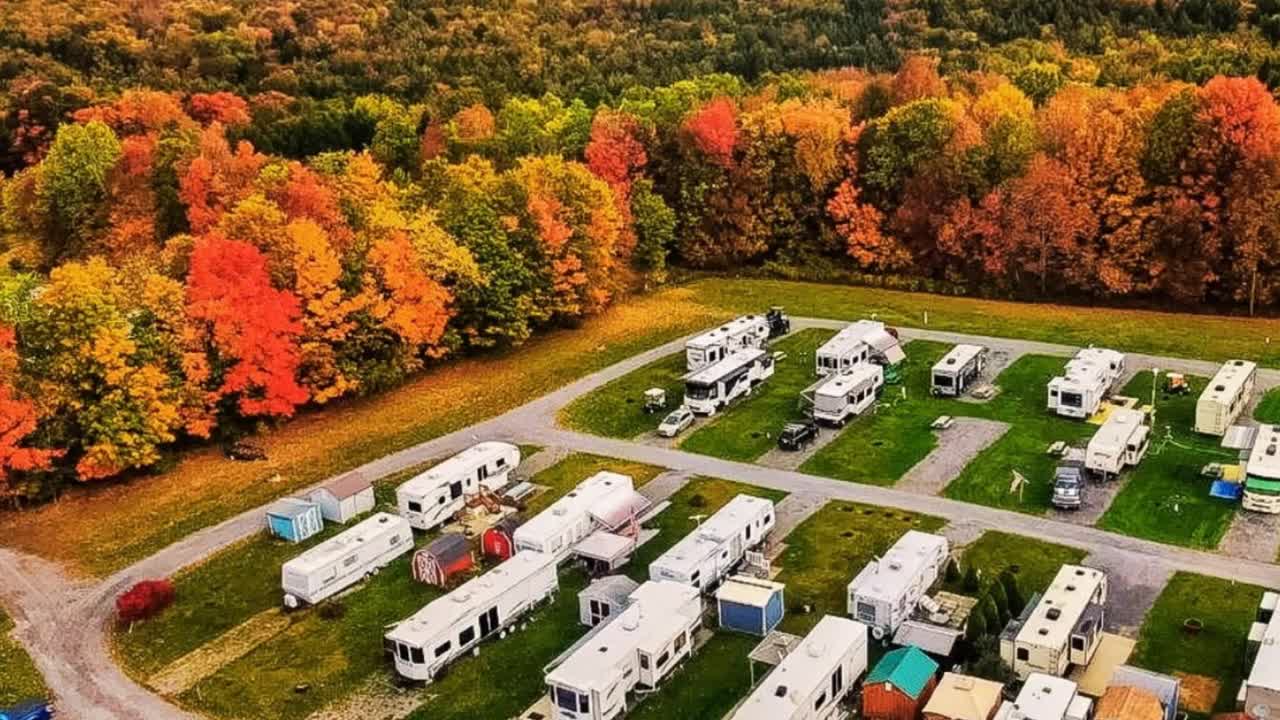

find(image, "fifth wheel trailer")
[1196,359,1257,436]
[1000,565,1108,680]
[1047,348,1125,419]
[805,364,884,427]
[682,348,775,416]
[847,530,949,640]
[1085,408,1151,480]
[513,471,647,563]
[281,512,413,608]
[685,315,772,372]
[930,344,987,397]
[649,494,776,592]
[730,615,870,720]
[396,442,521,531]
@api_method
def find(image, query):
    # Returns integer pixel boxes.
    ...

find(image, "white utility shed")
[307,470,375,524]
[1196,359,1257,436]
[847,530,949,640]
[730,615,869,720]
[513,471,646,563]
[649,494,776,591]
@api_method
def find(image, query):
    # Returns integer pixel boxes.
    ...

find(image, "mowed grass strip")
[1256,387,1280,424]
[628,632,760,720]
[559,350,689,439]
[0,608,47,707]
[947,531,1086,598]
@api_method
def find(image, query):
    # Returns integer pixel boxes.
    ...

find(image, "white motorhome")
[1047,348,1125,419]
[805,364,884,427]
[683,348,775,416]
[649,494,775,592]
[685,315,771,371]
[545,580,703,720]
[386,550,558,682]
[730,615,869,720]
[281,512,413,607]
[513,472,646,563]
[815,320,906,380]
[1241,591,1280,719]
[396,442,521,531]
[1000,565,1107,680]
[1196,360,1257,436]
[846,530,949,641]
[1243,426,1280,514]
[993,674,1093,720]
[1085,408,1150,480]
[931,344,988,397]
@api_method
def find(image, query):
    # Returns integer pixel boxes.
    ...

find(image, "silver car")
[657,407,695,437]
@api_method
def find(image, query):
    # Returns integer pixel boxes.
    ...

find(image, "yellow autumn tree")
[290,219,360,402]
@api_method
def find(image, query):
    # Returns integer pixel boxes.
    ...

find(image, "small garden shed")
[412,533,474,587]
[482,514,524,561]
[307,470,375,524]
[715,575,785,637]
[265,497,323,543]
[863,645,940,720]
[578,574,639,627]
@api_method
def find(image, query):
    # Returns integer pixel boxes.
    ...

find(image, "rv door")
[479,606,500,638]
[450,480,463,500]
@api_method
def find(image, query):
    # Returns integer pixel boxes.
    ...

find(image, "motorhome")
[513,472,647,563]
[545,581,703,720]
[815,320,906,382]
[1085,408,1150,480]
[1000,565,1107,680]
[649,494,775,592]
[685,315,772,371]
[805,364,884,427]
[1196,360,1258,436]
[1240,591,1280,719]
[846,530,949,641]
[1046,348,1125,419]
[931,344,988,397]
[993,674,1093,720]
[730,615,870,720]
[396,442,521,531]
[281,513,413,608]
[1243,426,1280,514]
[386,550,558,682]
[683,348,775,416]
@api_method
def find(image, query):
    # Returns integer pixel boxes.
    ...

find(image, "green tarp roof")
[866,646,938,699]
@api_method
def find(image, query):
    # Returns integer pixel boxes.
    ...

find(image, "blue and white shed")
[266,497,324,543]
[716,575,785,636]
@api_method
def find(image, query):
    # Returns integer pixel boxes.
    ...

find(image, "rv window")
[1071,636,1085,651]
[411,646,425,664]
[933,374,953,388]
[434,642,451,658]
[555,687,578,712]
[639,653,650,670]
[459,626,476,646]
[674,632,687,653]
[1016,648,1029,661]
[578,694,590,713]
[407,501,423,513]
[398,644,410,662]
[690,571,701,585]
[746,525,752,540]
[497,458,507,469]
[438,496,447,506]
[814,691,827,710]
[1062,392,1083,408]
[831,666,844,696]
[1050,389,1058,397]
[590,600,600,615]
[390,535,402,547]
[656,651,670,669]
[343,555,358,568]
[721,550,729,560]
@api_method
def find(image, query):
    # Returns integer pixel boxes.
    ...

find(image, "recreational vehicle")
[649,494,775,591]
[815,320,906,382]
[513,472,647,563]
[386,550,559,682]
[1046,348,1125,419]
[1243,426,1280,513]
[931,344,988,397]
[1241,591,1280,719]
[545,580,704,720]
[993,674,1093,720]
[730,615,870,720]
[281,512,413,608]
[685,315,771,371]
[846,530,949,640]
[1085,408,1150,480]
[806,364,884,427]
[1196,360,1258,436]
[1000,565,1107,680]
[683,348,775,416]
[396,442,521,531]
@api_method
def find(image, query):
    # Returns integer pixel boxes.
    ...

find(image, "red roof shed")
[412,533,474,587]
[482,514,524,561]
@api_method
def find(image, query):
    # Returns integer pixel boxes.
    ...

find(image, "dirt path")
[896,418,1009,496]
[1220,511,1280,564]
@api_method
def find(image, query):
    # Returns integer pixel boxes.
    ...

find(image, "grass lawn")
[628,632,760,720]
[559,351,689,439]
[0,608,47,707]
[1098,373,1238,549]
[679,329,834,462]
[947,531,1087,598]
[1131,572,1266,714]
[1256,388,1280,424]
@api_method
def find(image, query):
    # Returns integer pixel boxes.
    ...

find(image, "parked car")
[657,407,695,437]
[778,420,819,451]
[1051,449,1087,510]
[0,701,53,720]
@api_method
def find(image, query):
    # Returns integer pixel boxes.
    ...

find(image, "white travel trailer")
[846,530,949,640]
[386,550,558,682]
[513,472,646,563]
[545,580,703,720]
[1001,565,1108,680]
[685,315,772,371]
[931,344,988,397]
[806,364,884,427]
[1196,359,1258,436]
[815,320,906,380]
[993,674,1093,720]
[1047,348,1125,419]
[1243,426,1280,514]
[649,494,776,592]
[1085,408,1150,480]
[730,615,869,720]
[683,348,775,416]
[1241,591,1280,719]
[396,442,521,531]
[281,512,413,608]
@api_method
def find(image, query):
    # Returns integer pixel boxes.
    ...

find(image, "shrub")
[962,565,981,593]
[1000,570,1025,615]
[116,579,176,624]
[944,557,960,584]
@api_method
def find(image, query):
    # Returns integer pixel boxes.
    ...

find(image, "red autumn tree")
[188,92,252,127]
[116,579,176,624]
[585,110,647,256]
[178,126,267,234]
[1003,154,1098,294]
[270,163,353,253]
[828,125,911,269]
[685,97,739,168]
[0,326,59,500]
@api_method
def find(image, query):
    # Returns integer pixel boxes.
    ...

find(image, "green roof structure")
[866,646,939,699]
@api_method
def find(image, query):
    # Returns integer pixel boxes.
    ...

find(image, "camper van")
[683,348,775,416]
[513,472,647,563]
[649,494,775,592]
[730,615,870,720]
[1244,426,1280,514]
[386,550,558,682]
[1047,348,1125,419]
[396,442,521,531]
[545,581,704,720]
[685,315,772,371]
[815,320,906,382]
[931,344,988,397]
[806,364,884,427]
[1001,565,1107,680]
[846,531,949,640]
[1085,408,1150,480]
[1196,360,1257,436]
[281,513,413,608]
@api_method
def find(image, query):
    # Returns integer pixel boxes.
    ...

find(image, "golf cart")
[1165,372,1190,395]
[643,388,667,414]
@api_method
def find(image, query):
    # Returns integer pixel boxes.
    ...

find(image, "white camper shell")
[994,674,1093,720]
[386,550,558,682]
[683,348,775,416]
[685,315,771,371]
[730,615,869,720]
[1243,425,1280,514]
[281,512,413,607]
[649,494,776,592]
[1242,592,1280,719]
[1001,565,1107,680]
[805,364,884,427]
[1196,360,1258,436]
[545,580,703,720]
[513,472,645,563]
[1047,349,1125,419]
[931,344,988,397]
[846,530,949,640]
[1085,408,1150,480]
[815,320,905,377]
[396,442,521,531]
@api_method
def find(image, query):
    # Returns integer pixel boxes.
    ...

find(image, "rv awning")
[574,531,635,563]
[1223,425,1259,451]
[589,490,651,531]
[748,630,804,668]
[716,576,784,608]
[892,620,961,657]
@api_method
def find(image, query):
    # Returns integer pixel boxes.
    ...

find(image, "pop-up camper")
[396,442,521,531]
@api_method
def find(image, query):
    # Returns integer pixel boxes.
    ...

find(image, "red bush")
[116,579,175,624]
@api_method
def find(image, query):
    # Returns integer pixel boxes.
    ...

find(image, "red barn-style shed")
[863,646,940,720]
[482,514,524,561]
[412,533,474,587]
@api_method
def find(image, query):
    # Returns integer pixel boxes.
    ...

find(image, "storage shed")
[411,533,474,588]
[923,673,1004,720]
[716,576,785,637]
[578,574,639,627]
[307,470,375,524]
[481,514,523,561]
[266,497,323,543]
[863,646,939,720]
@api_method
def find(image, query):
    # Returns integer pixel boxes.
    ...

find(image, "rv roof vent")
[378,516,389,524]
[1269,444,1278,457]
[1038,628,1049,636]
[1066,585,1076,592]
[807,642,826,658]
[1234,360,1245,366]
[598,646,609,653]
[774,685,788,698]
[1047,609,1062,621]
[1075,569,1085,576]
[888,561,903,572]
[452,592,472,603]
[946,358,956,365]
[1216,385,1227,392]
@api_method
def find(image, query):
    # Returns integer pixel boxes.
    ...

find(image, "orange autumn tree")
[828,125,910,269]
[177,125,267,234]
[584,109,647,257]
[362,231,454,366]
[0,325,58,501]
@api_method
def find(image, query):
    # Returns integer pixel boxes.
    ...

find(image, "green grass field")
[628,632,760,720]
[947,531,1087,598]
[558,351,690,439]
[1256,387,1280,424]
[0,608,46,707]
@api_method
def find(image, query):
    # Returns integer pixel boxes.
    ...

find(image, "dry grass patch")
[1174,673,1220,714]
[148,609,291,696]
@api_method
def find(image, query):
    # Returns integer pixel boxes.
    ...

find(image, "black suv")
[778,420,819,451]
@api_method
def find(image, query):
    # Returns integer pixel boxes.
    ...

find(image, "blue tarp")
[1209,480,1243,501]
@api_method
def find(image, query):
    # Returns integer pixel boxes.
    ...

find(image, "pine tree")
[1000,570,1025,616]
[966,607,988,642]
[944,557,960,585]
[963,565,981,593]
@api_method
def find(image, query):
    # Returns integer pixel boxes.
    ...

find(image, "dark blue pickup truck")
[0,701,53,720]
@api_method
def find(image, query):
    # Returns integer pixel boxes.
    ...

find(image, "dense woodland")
[5,0,1280,498]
